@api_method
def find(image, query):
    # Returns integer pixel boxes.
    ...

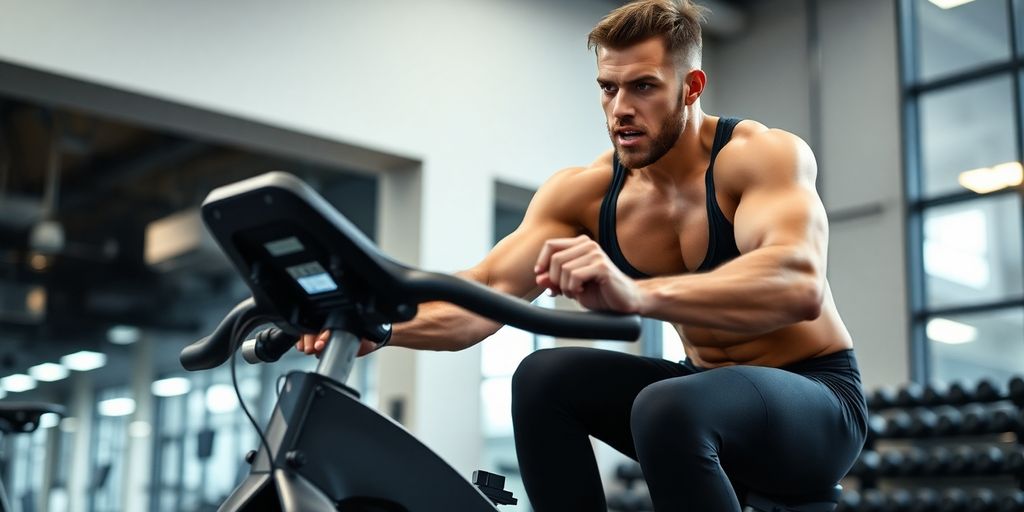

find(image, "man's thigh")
[697,366,861,493]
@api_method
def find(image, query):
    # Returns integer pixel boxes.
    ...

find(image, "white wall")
[0,0,619,479]
[703,0,908,390]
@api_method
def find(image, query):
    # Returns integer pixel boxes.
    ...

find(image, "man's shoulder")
[717,121,817,190]
[528,150,616,222]
[542,149,616,196]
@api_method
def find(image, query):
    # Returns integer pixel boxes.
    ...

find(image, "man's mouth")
[615,128,646,146]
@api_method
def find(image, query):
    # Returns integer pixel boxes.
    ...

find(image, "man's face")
[597,37,688,169]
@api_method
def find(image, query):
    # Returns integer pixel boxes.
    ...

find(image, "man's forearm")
[389,301,502,351]
[636,245,823,336]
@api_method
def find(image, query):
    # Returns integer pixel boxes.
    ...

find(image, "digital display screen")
[286,261,338,294]
[265,237,305,257]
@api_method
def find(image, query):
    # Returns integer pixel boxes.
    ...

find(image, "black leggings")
[511,347,868,512]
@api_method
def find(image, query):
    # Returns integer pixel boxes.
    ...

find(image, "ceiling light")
[926,317,977,345]
[39,412,60,429]
[98,397,135,417]
[205,384,239,414]
[959,161,1023,194]
[107,325,141,345]
[1,374,36,393]
[151,377,191,397]
[60,351,107,371]
[28,362,69,382]
[29,253,49,272]
[25,286,46,314]
[927,0,976,8]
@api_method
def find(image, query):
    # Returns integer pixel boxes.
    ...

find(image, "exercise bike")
[180,171,841,511]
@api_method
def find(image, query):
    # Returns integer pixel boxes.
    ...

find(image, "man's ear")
[682,69,707,106]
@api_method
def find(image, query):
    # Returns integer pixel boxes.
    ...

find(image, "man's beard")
[610,96,685,169]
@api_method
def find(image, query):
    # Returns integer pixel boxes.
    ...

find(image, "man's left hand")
[534,235,643,313]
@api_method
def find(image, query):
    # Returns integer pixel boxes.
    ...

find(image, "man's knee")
[630,379,705,442]
[512,348,578,416]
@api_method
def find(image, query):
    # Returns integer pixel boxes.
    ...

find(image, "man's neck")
[642,108,715,183]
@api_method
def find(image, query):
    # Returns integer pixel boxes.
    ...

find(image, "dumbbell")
[1008,376,1024,407]
[615,462,646,490]
[908,408,939,437]
[989,407,1023,433]
[922,446,954,476]
[837,491,860,512]
[878,449,926,477]
[850,450,881,480]
[960,404,990,435]
[896,447,928,476]
[938,488,969,512]
[1002,446,1024,474]
[884,489,913,512]
[960,404,1022,435]
[970,489,998,512]
[947,445,975,475]
[974,379,1005,403]
[970,445,1005,475]
[886,408,964,439]
[924,381,971,406]
[879,450,905,476]
[860,490,886,512]
[897,383,926,408]
[909,489,940,512]
[870,387,898,410]
[884,411,914,438]
[935,406,964,436]
[996,490,1024,512]
[867,415,887,444]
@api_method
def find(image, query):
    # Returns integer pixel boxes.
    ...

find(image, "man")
[298,0,868,510]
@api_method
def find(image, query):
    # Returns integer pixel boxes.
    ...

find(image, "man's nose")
[610,93,635,120]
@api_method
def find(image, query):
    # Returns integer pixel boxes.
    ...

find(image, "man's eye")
[601,84,617,94]
[636,83,653,91]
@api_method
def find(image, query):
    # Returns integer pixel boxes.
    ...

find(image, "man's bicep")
[732,182,828,263]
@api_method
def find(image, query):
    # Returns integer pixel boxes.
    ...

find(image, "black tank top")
[598,117,743,278]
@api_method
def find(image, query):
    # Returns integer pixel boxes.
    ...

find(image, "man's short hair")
[588,0,708,69]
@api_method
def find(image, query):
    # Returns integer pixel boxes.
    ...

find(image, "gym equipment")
[180,172,643,511]
[869,387,898,410]
[608,463,652,512]
[975,379,1005,403]
[0,402,66,512]
[908,408,938,437]
[935,406,963,436]
[1008,377,1024,407]
[896,384,924,408]
[180,172,844,511]
[850,450,881,482]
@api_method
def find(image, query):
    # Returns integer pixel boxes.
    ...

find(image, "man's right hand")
[295,331,379,357]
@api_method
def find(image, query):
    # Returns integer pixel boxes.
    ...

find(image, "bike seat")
[0,402,66,433]
[743,484,843,512]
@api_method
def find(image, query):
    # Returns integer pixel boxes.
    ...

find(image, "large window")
[901,0,1024,384]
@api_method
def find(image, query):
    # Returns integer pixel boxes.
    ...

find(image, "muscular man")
[298,0,867,510]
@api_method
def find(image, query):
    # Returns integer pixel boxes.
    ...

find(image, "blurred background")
[0,0,1020,510]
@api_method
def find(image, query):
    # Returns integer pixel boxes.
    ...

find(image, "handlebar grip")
[180,298,256,371]
[409,271,642,341]
[247,327,297,364]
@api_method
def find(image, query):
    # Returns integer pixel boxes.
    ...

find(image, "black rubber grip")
[252,328,299,364]
[407,271,642,341]
[180,298,255,371]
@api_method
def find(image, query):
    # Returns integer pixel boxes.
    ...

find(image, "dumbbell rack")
[841,376,1024,511]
